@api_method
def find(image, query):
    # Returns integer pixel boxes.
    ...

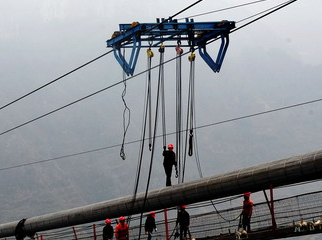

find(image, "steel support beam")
[1,149,322,238]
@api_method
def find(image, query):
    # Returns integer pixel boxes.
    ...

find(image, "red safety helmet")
[105,219,111,224]
[119,216,125,221]
[243,192,251,197]
[181,205,186,209]
[150,211,156,217]
[168,144,174,149]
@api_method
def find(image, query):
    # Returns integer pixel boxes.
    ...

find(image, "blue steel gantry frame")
[106,18,235,75]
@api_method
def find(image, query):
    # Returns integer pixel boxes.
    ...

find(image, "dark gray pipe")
[1,149,322,238]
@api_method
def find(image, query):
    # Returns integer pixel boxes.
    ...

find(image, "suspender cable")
[128,48,154,226]
[182,52,196,183]
[147,48,154,151]
[175,44,184,182]
[159,44,167,148]
[138,44,165,240]
[188,53,195,157]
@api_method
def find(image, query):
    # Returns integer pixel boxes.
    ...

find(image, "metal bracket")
[112,34,141,76]
[198,33,230,72]
[106,18,235,75]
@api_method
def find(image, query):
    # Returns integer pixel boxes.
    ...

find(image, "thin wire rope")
[178,0,270,20]
[1,97,321,172]
[120,57,131,160]
[236,0,294,23]
[232,0,297,31]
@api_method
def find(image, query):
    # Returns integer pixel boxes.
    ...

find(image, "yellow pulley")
[147,48,154,58]
[188,52,196,62]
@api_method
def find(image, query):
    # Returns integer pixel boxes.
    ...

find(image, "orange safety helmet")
[105,219,111,224]
[243,192,251,197]
[168,144,174,149]
[119,216,125,221]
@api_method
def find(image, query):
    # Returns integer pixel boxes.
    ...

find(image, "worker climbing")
[163,144,178,186]
[240,192,254,233]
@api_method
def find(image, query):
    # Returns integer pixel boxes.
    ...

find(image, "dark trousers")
[242,214,251,232]
[180,226,191,240]
[147,231,152,240]
[164,167,172,186]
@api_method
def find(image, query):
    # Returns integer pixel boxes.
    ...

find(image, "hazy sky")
[0,0,322,234]
[1,0,322,66]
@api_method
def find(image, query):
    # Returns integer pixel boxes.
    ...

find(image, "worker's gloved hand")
[145,232,148,235]
[175,168,179,178]
[155,228,158,232]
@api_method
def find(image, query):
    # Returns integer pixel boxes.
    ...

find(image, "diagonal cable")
[0,50,113,111]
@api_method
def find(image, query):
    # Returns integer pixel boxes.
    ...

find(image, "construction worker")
[163,143,177,186]
[177,205,191,240]
[145,211,157,240]
[103,219,114,240]
[241,192,253,232]
[115,216,129,240]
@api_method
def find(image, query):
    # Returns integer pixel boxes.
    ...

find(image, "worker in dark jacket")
[103,218,114,240]
[145,211,157,240]
[241,192,254,232]
[163,143,177,186]
[177,205,191,240]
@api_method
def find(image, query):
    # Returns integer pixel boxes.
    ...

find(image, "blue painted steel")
[106,18,235,75]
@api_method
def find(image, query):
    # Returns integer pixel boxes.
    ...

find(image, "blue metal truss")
[106,18,235,75]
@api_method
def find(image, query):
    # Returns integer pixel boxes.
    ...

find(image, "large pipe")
[1,149,322,238]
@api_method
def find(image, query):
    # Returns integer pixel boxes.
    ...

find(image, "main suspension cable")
[0,50,113,112]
